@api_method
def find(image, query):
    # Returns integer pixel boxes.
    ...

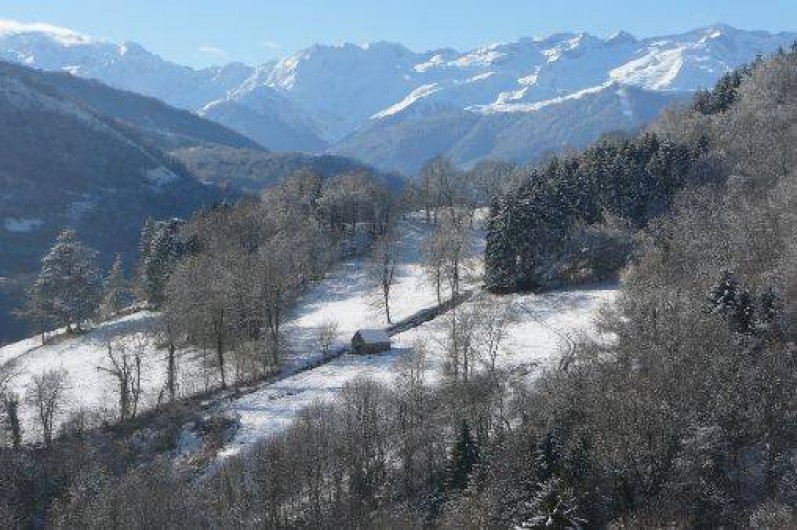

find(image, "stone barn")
[351,329,391,355]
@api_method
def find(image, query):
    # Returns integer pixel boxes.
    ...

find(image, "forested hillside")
[172,146,405,194]
[484,49,795,293]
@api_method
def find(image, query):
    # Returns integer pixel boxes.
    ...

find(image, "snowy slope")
[1,215,614,451]
[0,218,478,441]
[220,284,617,457]
[278,217,484,364]
[0,312,209,441]
[217,216,617,457]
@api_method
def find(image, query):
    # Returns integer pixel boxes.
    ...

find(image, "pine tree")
[99,254,128,319]
[137,219,184,307]
[135,218,155,303]
[445,420,480,491]
[2,394,22,450]
[706,271,757,334]
[534,431,563,483]
[485,200,517,293]
[29,229,101,333]
[518,478,585,530]
[706,270,739,314]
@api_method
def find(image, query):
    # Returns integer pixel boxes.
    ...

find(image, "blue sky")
[2,0,796,67]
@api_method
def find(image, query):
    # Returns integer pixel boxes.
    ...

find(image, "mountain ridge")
[1,19,794,173]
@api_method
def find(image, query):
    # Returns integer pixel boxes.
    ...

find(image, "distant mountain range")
[2,19,794,173]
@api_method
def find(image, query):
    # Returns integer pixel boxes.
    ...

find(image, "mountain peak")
[605,30,637,45]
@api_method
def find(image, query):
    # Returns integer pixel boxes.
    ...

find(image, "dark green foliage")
[99,254,128,318]
[24,229,102,332]
[444,420,480,491]
[484,46,797,294]
[706,271,783,336]
[172,145,405,195]
[137,218,187,307]
[2,395,22,450]
[485,132,704,291]
[518,478,584,530]
[692,69,749,115]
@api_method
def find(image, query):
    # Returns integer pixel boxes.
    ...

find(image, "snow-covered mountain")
[1,19,794,172]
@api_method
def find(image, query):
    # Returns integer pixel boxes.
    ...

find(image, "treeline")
[163,170,394,389]
[484,126,712,292]
[19,168,395,389]
[0,167,399,524]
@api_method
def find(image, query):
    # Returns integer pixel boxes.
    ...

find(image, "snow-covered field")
[0,312,214,440]
[0,217,480,441]
[1,215,616,452]
[219,284,616,457]
[282,215,485,360]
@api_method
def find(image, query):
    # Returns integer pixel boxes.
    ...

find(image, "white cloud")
[262,41,281,50]
[198,45,229,59]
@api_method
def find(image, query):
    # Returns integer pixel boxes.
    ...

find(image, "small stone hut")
[351,329,391,355]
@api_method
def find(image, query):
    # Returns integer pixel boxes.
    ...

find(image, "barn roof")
[354,329,391,344]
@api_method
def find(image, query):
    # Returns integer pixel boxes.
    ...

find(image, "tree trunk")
[167,342,176,401]
[217,332,226,390]
[384,290,392,324]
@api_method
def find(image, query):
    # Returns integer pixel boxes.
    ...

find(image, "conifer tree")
[445,420,480,491]
[28,229,101,333]
[518,478,584,530]
[2,394,22,450]
[99,254,128,319]
[137,219,184,307]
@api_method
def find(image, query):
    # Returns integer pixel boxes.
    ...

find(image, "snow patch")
[145,166,180,186]
[414,54,446,72]
[609,46,685,89]
[4,217,43,233]
[371,83,442,119]
[473,82,613,114]
[616,86,634,118]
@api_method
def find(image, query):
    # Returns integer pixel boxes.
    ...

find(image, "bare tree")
[25,368,69,447]
[418,156,459,224]
[318,321,339,356]
[474,298,517,373]
[158,314,179,403]
[436,306,480,382]
[166,253,235,390]
[98,337,144,422]
[369,232,399,324]
[421,227,447,304]
[425,209,475,302]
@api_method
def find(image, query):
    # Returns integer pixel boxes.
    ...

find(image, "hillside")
[29,66,263,151]
[0,61,231,343]
[0,63,226,274]
[334,83,688,173]
[172,146,405,194]
[0,215,614,453]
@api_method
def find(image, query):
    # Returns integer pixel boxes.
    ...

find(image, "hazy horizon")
[2,0,796,67]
